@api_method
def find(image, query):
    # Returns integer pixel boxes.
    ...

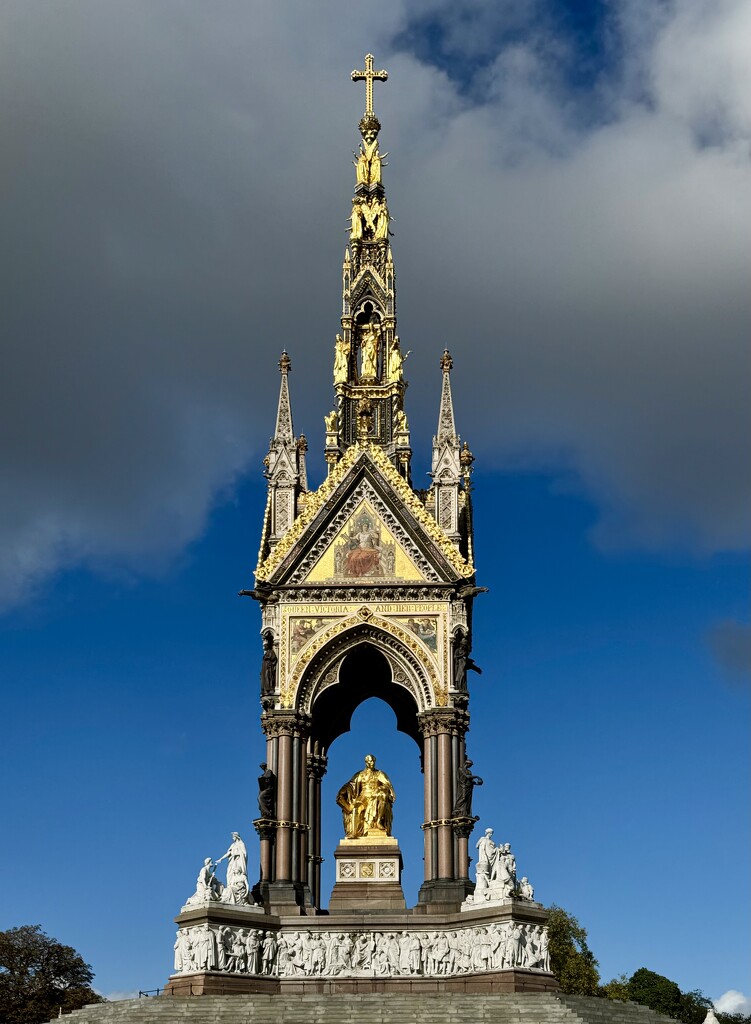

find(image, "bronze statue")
[257,762,276,819]
[337,754,395,838]
[452,631,482,690]
[452,758,483,818]
[260,633,277,696]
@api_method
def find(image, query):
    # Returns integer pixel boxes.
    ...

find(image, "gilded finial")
[278,351,291,374]
[460,441,475,473]
[351,53,388,119]
[440,349,453,372]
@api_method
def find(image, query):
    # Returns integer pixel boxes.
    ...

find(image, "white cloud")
[715,991,751,1015]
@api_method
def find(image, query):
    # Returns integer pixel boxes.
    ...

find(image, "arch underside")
[300,625,431,750]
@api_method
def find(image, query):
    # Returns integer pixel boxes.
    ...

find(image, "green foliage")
[628,967,685,1018]
[602,973,631,1002]
[602,967,720,1024]
[678,989,714,1024]
[716,1014,751,1024]
[0,925,105,1024]
[545,905,601,995]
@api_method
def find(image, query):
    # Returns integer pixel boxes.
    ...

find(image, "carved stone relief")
[172,921,551,978]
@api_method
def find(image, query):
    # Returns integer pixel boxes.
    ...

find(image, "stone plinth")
[328,835,406,914]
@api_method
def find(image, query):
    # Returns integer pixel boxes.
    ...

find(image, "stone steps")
[54,993,676,1024]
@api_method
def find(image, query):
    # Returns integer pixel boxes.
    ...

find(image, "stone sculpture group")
[173,921,550,978]
[463,828,536,906]
[184,833,253,908]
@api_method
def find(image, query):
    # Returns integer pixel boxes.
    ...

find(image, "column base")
[266,880,311,916]
[414,878,473,914]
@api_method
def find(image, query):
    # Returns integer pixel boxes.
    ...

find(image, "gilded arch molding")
[282,607,446,713]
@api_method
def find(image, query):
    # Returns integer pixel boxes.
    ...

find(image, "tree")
[545,905,601,995]
[603,967,718,1024]
[0,925,105,1024]
[627,967,685,1019]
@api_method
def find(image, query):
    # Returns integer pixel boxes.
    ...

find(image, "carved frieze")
[172,921,551,978]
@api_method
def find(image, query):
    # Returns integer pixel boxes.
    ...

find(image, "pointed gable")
[255,443,473,586]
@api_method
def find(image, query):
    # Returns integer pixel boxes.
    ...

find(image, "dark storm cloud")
[1,0,749,608]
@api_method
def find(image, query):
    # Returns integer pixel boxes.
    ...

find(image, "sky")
[0,0,749,1007]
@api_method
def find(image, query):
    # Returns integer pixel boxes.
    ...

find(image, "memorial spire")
[325,54,411,480]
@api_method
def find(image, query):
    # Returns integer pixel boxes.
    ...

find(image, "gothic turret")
[325,55,411,481]
[263,351,308,550]
[431,350,462,543]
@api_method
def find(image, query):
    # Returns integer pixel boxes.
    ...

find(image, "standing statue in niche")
[260,633,277,697]
[337,753,395,838]
[452,631,482,690]
[359,323,380,379]
[452,758,483,818]
[257,762,277,819]
[333,333,350,383]
[217,832,250,905]
[387,336,410,383]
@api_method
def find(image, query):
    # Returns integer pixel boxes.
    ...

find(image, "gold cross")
[351,53,388,116]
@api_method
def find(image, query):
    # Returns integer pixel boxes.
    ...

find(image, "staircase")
[53,993,677,1024]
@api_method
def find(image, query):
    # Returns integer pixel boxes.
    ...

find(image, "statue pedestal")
[328,835,406,914]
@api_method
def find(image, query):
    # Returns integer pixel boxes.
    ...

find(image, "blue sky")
[1,0,749,1007]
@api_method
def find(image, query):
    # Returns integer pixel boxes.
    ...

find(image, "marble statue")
[452,758,483,817]
[336,753,395,838]
[185,857,223,906]
[452,631,482,690]
[519,876,535,900]
[464,828,534,908]
[495,843,517,897]
[217,832,250,905]
[260,634,277,696]
[257,762,276,819]
[475,828,497,893]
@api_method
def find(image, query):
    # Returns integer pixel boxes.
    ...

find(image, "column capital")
[451,815,480,839]
[306,753,328,780]
[261,710,312,739]
[417,707,469,738]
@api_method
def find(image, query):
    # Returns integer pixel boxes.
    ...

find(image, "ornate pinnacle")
[440,349,453,372]
[278,350,291,374]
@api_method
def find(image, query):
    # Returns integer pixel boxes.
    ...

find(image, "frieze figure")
[172,920,551,978]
